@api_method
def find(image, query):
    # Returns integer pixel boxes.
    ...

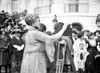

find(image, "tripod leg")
[66,47,77,73]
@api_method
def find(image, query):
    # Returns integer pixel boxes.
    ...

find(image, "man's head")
[39,23,46,32]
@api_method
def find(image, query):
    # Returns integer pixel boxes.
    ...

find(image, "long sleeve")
[33,23,67,42]
[32,25,66,62]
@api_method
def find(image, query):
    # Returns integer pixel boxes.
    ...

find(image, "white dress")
[20,30,56,73]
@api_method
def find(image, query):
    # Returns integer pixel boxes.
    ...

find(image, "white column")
[51,0,64,14]
[19,0,28,11]
[27,0,37,14]
[0,0,7,11]
[89,0,100,14]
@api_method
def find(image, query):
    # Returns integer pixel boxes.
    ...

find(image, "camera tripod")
[55,36,77,73]
[56,39,66,73]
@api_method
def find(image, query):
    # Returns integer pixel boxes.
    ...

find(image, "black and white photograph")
[0,0,100,73]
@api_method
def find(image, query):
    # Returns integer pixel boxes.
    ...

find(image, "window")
[69,0,79,12]
[65,0,89,13]
[11,0,19,13]
[34,0,89,14]
[78,0,89,13]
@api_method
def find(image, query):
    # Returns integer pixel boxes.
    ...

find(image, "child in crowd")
[73,32,89,73]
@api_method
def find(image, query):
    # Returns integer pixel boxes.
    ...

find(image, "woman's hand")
[62,23,68,31]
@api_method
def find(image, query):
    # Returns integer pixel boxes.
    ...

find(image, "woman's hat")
[94,30,100,35]
[25,14,39,26]
[39,23,46,32]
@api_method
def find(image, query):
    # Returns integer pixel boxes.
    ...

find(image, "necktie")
[80,53,83,60]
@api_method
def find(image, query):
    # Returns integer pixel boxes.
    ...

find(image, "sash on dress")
[45,40,55,62]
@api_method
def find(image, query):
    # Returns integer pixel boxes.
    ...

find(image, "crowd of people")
[0,10,100,73]
[72,30,100,73]
[0,10,27,73]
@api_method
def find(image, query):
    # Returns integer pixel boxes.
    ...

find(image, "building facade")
[0,0,100,32]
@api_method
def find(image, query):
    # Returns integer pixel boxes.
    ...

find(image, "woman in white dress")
[20,14,68,73]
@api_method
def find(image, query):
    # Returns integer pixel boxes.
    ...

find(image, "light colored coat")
[20,30,56,73]
[73,38,89,71]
